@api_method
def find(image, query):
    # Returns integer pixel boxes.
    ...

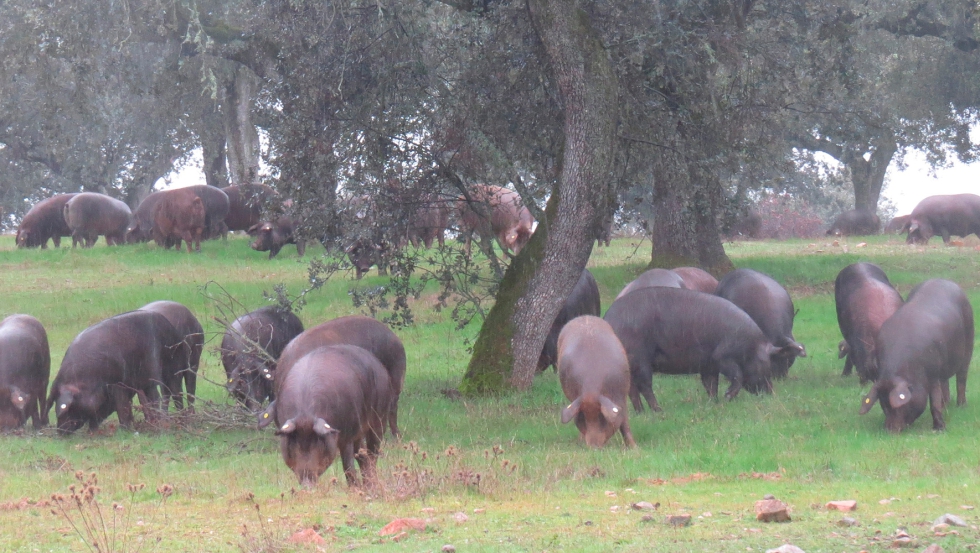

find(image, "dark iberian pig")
[715,268,806,378]
[905,193,980,244]
[270,315,406,438]
[140,301,203,411]
[45,311,188,433]
[0,315,50,430]
[538,269,601,372]
[860,279,973,432]
[557,316,636,448]
[16,194,76,249]
[222,184,278,232]
[248,217,306,259]
[826,209,881,236]
[260,345,391,487]
[63,192,132,247]
[604,287,776,413]
[834,263,903,383]
[615,268,685,300]
[221,306,304,410]
[671,267,718,294]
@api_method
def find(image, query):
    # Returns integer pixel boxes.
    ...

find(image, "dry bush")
[755,194,825,239]
[374,441,520,501]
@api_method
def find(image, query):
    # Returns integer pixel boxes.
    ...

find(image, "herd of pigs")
[1,191,978,487]
[12,184,537,279]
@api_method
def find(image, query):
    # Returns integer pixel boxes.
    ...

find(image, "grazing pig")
[604,287,777,412]
[671,267,718,294]
[127,190,166,243]
[271,315,406,438]
[0,315,50,430]
[153,189,206,253]
[826,209,881,236]
[905,193,980,244]
[615,268,685,300]
[860,279,973,432]
[261,345,390,487]
[557,316,636,448]
[885,214,911,234]
[45,311,188,433]
[183,185,231,239]
[63,192,132,247]
[140,301,203,411]
[838,339,854,377]
[16,194,76,249]
[222,184,278,232]
[538,269,601,372]
[834,263,903,383]
[221,306,304,410]
[248,217,306,259]
[715,269,806,378]
[457,185,535,256]
[407,196,450,249]
[345,237,387,279]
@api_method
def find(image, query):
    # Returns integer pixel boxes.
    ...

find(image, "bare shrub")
[755,194,825,239]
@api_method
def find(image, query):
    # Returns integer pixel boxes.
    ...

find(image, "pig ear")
[859,385,878,415]
[908,221,919,233]
[598,396,623,421]
[313,418,339,437]
[888,381,912,409]
[275,417,296,435]
[790,341,806,358]
[257,401,276,429]
[56,391,74,416]
[561,398,582,424]
[9,387,29,411]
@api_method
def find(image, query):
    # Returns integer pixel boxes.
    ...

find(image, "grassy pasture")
[0,234,979,552]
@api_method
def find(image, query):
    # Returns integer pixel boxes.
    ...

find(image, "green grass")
[1,233,979,552]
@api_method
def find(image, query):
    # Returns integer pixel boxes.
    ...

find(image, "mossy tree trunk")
[460,0,618,394]
[649,138,734,277]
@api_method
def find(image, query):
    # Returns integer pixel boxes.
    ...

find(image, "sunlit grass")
[0,233,978,551]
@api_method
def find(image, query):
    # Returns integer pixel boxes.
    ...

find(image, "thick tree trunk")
[461,0,618,394]
[200,101,229,189]
[223,65,261,185]
[846,136,897,214]
[649,141,734,276]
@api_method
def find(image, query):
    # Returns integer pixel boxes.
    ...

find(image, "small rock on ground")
[922,545,944,553]
[442,546,456,553]
[766,545,805,553]
[287,529,325,544]
[838,517,858,527]
[933,513,968,528]
[632,501,659,511]
[826,500,857,511]
[453,512,469,523]
[756,499,791,523]
[764,494,776,500]
[379,518,427,537]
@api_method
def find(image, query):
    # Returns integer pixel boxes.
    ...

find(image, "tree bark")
[223,65,261,185]
[844,135,897,214]
[461,0,618,394]
[200,100,229,189]
[649,136,734,276]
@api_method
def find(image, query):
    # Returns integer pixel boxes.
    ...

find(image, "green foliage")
[1,235,979,551]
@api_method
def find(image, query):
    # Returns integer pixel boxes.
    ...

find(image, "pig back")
[876,279,974,381]
[557,316,629,400]
[274,344,392,435]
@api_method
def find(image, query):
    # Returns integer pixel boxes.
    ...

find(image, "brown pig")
[260,344,391,487]
[0,315,50,430]
[557,316,636,448]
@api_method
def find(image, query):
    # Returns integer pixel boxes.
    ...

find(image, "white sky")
[158,147,980,216]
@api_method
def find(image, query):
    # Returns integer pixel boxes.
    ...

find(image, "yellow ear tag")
[865,398,870,403]
[228,379,233,383]
[60,404,67,410]
[263,413,269,419]
[899,394,906,400]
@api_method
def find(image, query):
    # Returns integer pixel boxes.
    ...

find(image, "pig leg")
[700,371,720,399]
[359,422,383,484]
[388,398,401,439]
[296,240,306,257]
[628,380,644,413]
[633,368,660,412]
[940,379,950,409]
[841,354,853,377]
[619,419,637,448]
[717,360,743,400]
[113,387,136,428]
[929,381,946,431]
[956,371,967,407]
[36,395,48,427]
[340,441,360,486]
